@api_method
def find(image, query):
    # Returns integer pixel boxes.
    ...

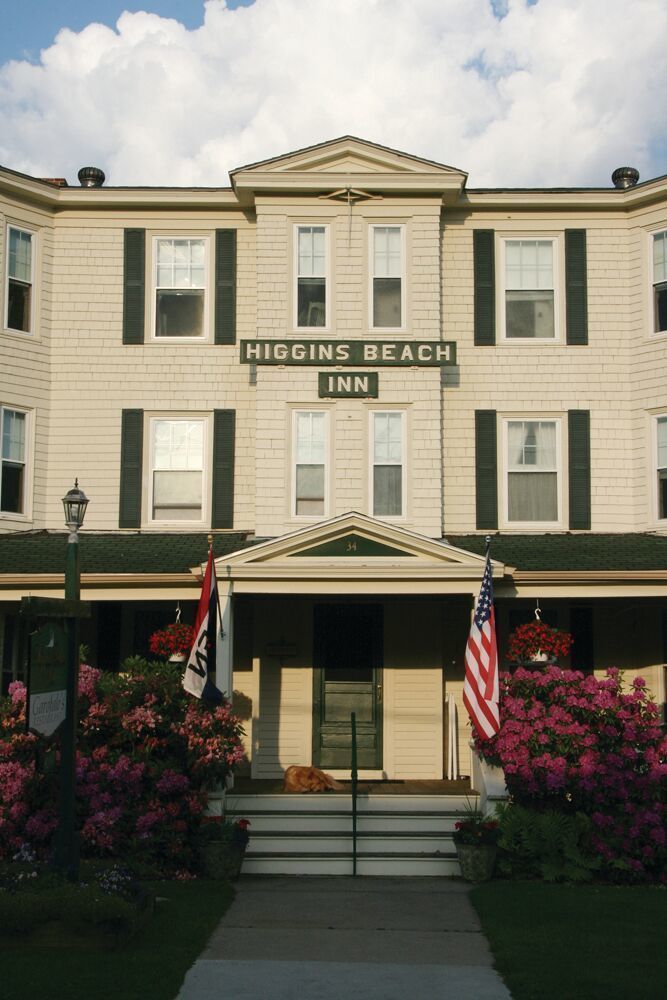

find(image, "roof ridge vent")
[78,166,105,188]
[611,166,639,189]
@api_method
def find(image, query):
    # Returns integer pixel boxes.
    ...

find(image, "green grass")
[471,881,667,1000]
[0,878,234,1000]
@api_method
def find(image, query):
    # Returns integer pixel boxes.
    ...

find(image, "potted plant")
[148,622,195,662]
[198,817,251,880]
[507,620,573,667]
[452,803,500,882]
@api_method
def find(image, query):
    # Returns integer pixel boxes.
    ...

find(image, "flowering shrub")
[0,658,245,873]
[507,621,573,663]
[473,666,667,883]
[148,623,195,658]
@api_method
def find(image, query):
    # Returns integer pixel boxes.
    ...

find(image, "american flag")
[463,552,500,739]
[183,547,223,704]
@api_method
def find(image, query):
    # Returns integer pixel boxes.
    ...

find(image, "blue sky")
[0,1,664,188]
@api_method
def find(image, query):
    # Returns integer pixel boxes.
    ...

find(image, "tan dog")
[283,765,344,793]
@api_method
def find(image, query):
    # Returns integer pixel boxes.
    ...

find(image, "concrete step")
[242,853,461,877]
[226,793,473,813]
[247,831,456,855]
[230,811,460,834]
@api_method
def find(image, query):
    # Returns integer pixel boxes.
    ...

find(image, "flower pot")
[200,842,246,880]
[168,652,187,663]
[455,843,497,883]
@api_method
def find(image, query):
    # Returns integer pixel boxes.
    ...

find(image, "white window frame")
[369,409,406,519]
[649,228,667,336]
[146,414,210,527]
[0,404,32,520]
[4,224,35,335]
[502,417,562,528]
[293,224,329,330]
[151,236,210,342]
[291,409,329,519]
[369,224,406,331]
[499,236,560,342]
[654,413,667,523]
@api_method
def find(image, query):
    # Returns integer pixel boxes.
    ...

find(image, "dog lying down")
[282,765,344,793]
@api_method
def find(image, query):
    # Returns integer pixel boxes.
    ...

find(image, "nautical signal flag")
[183,548,224,704]
[463,551,500,739]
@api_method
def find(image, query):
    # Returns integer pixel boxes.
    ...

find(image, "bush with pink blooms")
[473,666,667,883]
[0,658,245,873]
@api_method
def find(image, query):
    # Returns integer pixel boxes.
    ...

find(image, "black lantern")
[62,479,89,531]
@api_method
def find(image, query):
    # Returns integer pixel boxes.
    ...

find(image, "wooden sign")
[240,339,456,366]
[28,622,68,738]
[318,372,378,397]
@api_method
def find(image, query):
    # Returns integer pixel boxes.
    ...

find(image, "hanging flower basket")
[148,622,195,660]
[507,621,573,666]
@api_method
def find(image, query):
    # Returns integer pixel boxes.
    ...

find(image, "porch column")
[216,578,233,698]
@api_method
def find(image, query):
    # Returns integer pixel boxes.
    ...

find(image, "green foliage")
[496,803,601,882]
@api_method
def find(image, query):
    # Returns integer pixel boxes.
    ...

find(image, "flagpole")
[208,534,224,638]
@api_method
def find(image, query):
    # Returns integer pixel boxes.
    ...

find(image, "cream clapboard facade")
[1,138,667,780]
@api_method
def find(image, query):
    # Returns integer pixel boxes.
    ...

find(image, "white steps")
[225,792,466,877]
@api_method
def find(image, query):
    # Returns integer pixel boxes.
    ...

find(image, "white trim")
[293,224,330,330]
[0,404,33,521]
[145,413,210,527]
[291,409,329,519]
[369,224,406,331]
[150,235,210,342]
[501,416,563,529]
[4,223,35,336]
[498,235,560,342]
[369,409,407,520]
[648,227,667,336]
[653,412,667,524]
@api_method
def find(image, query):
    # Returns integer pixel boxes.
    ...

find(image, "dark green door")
[312,603,383,769]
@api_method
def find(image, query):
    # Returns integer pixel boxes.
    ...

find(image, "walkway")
[177,875,512,1000]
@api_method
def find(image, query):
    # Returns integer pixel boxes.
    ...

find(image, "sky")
[0,0,665,189]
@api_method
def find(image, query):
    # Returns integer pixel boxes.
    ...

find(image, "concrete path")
[177,876,512,1000]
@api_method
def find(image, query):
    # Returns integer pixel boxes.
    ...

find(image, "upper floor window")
[657,416,667,520]
[505,419,559,523]
[296,226,327,328]
[371,410,404,517]
[154,238,207,339]
[150,417,206,522]
[1,407,27,515]
[652,231,667,334]
[503,239,556,340]
[293,410,326,516]
[371,226,403,329]
[5,226,33,334]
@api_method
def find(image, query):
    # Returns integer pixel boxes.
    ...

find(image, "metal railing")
[350,711,358,876]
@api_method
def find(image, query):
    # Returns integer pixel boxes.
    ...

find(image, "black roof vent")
[78,166,106,188]
[611,166,639,189]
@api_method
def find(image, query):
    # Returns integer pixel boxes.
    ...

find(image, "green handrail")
[351,711,358,876]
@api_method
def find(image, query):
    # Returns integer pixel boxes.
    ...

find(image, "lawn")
[0,878,234,1000]
[471,881,667,1000]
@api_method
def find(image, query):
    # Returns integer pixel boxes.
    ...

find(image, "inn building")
[2,137,667,795]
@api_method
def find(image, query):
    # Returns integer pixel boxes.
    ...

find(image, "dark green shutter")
[568,409,591,529]
[123,229,145,344]
[565,229,588,345]
[119,409,143,527]
[212,409,235,528]
[475,410,498,529]
[215,230,237,345]
[474,230,496,346]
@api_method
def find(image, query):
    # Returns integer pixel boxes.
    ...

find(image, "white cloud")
[0,0,664,187]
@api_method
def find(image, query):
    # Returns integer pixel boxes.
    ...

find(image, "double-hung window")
[294,411,326,516]
[503,239,556,339]
[371,226,403,328]
[371,411,404,517]
[296,226,327,328]
[150,417,206,522]
[652,231,667,334]
[657,416,667,520]
[154,238,207,338]
[5,226,33,334]
[1,407,27,515]
[506,419,559,523]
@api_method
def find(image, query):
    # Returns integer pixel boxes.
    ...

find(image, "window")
[150,418,205,522]
[5,226,33,333]
[657,416,667,520]
[371,226,403,328]
[503,239,555,339]
[506,419,559,523]
[296,226,326,328]
[154,238,207,338]
[372,411,404,517]
[652,231,667,333]
[294,411,326,516]
[1,407,27,515]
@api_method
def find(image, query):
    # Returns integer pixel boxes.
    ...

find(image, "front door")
[312,603,383,769]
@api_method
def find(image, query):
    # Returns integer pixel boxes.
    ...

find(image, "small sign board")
[28,622,68,738]
[318,372,378,398]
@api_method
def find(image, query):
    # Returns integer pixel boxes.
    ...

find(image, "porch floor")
[232,778,474,796]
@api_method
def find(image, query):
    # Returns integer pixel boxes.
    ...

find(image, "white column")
[216,579,233,699]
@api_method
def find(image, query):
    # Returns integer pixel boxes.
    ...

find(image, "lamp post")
[54,480,89,881]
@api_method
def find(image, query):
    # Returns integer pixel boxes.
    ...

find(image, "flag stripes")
[463,552,500,739]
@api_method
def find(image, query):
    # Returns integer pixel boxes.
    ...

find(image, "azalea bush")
[506,621,573,663]
[473,666,667,883]
[0,658,245,873]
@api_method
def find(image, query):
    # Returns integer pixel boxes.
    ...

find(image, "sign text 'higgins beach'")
[240,340,456,367]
